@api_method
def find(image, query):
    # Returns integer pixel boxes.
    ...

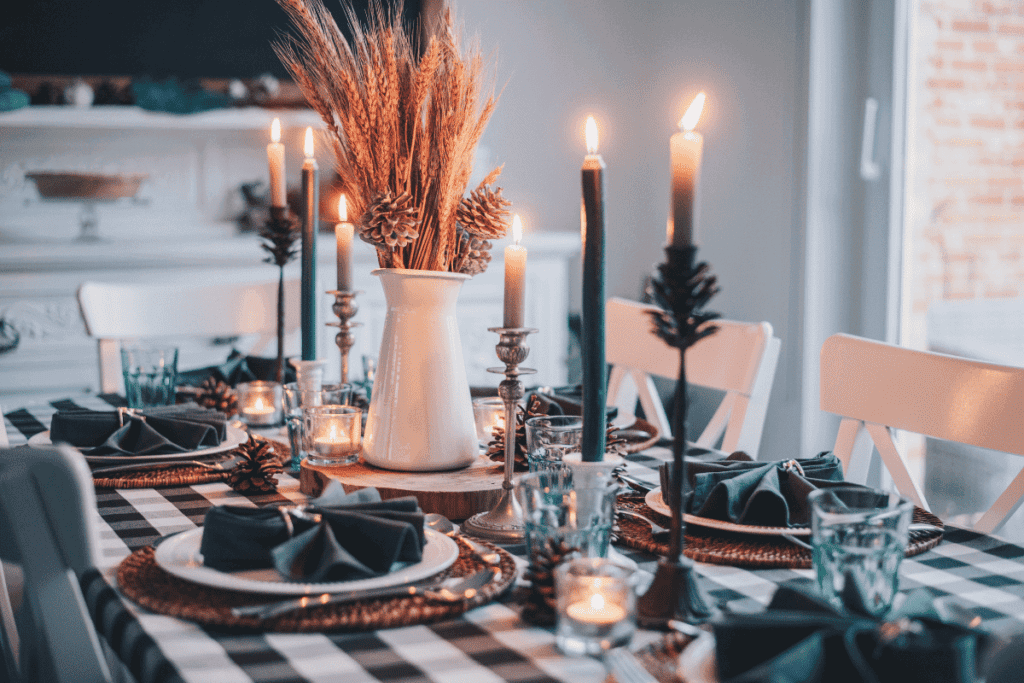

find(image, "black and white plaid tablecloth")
[6,395,1024,683]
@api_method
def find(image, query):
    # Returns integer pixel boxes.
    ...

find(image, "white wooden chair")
[820,333,1024,534]
[605,297,781,458]
[78,278,301,394]
[0,445,111,683]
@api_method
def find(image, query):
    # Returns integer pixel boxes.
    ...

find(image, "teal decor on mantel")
[131,78,230,115]
[0,72,29,112]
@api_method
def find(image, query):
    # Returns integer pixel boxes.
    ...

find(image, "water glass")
[121,345,178,408]
[555,558,636,656]
[472,397,505,445]
[237,381,283,427]
[517,468,617,560]
[283,383,352,470]
[810,486,914,616]
[526,415,583,472]
[303,405,362,466]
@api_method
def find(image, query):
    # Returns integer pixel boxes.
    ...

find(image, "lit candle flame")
[338,194,348,222]
[590,593,605,610]
[304,127,314,158]
[679,92,706,132]
[271,118,281,143]
[253,396,268,410]
[585,116,599,154]
[327,421,340,442]
[512,214,523,244]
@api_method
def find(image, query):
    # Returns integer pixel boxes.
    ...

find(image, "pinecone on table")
[486,395,548,471]
[457,185,511,240]
[454,225,493,276]
[227,435,284,493]
[522,538,580,626]
[195,377,238,417]
[358,190,419,251]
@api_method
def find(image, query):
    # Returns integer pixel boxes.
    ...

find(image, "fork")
[617,509,669,537]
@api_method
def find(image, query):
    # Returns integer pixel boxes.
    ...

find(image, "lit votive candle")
[556,558,636,656]
[472,397,506,446]
[304,405,361,466]
[238,381,283,427]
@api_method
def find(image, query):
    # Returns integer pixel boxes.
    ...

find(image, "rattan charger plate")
[117,536,516,632]
[614,497,945,569]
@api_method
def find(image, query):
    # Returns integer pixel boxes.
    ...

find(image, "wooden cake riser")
[299,456,509,521]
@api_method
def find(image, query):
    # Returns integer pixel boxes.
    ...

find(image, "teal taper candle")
[581,116,606,462]
[301,127,319,361]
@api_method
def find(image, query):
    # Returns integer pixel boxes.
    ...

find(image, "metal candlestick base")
[462,327,538,544]
[636,244,720,627]
[326,290,362,385]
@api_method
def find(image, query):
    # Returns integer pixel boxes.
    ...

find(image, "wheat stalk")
[275,0,501,272]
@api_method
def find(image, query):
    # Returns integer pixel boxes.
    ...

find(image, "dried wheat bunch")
[275,0,503,272]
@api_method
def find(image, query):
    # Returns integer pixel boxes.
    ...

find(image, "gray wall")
[462,0,812,459]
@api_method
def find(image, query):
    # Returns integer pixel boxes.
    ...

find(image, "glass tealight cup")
[303,405,362,466]
[555,558,636,656]
[237,381,284,427]
[809,486,914,617]
[283,383,353,470]
[472,397,505,446]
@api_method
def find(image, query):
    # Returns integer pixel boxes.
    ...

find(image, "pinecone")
[486,395,548,471]
[457,185,511,240]
[454,225,493,276]
[522,537,580,625]
[195,377,238,417]
[358,191,419,251]
[227,435,284,493]
[259,208,301,268]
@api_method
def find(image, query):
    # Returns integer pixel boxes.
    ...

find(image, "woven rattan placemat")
[614,497,944,569]
[93,437,289,489]
[117,536,516,632]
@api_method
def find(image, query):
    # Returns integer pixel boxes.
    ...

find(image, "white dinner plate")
[29,424,248,464]
[678,632,718,683]
[153,526,460,595]
[645,487,812,537]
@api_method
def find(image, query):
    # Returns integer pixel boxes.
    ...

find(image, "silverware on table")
[605,648,659,683]
[231,567,496,620]
[616,474,654,495]
[783,522,942,552]
[617,509,669,537]
[424,513,503,565]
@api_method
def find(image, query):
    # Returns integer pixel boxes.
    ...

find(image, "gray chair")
[0,445,112,683]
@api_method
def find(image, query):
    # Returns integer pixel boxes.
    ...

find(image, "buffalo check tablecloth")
[5,394,1024,683]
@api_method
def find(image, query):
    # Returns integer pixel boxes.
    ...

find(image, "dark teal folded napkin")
[659,452,852,527]
[200,485,426,582]
[712,582,990,683]
[176,351,297,388]
[50,405,227,456]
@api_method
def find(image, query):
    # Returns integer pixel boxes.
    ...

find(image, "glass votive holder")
[303,405,362,466]
[472,397,505,445]
[237,381,283,427]
[555,558,636,656]
[526,415,583,472]
[283,383,353,470]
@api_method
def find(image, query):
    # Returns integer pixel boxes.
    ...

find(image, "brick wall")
[907,0,1024,348]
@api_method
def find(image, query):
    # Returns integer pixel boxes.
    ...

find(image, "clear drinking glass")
[810,486,914,616]
[525,415,583,472]
[303,405,362,466]
[555,558,636,656]
[516,468,618,560]
[282,383,352,471]
[121,345,178,408]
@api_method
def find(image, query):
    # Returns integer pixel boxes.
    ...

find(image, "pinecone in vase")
[358,190,419,251]
[456,185,511,240]
[522,537,580,626]
[453,225,493,276]
[195,377,238,417]
[227,435,284,493]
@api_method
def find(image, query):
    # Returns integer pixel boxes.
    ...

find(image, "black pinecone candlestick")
[260,206,301,384]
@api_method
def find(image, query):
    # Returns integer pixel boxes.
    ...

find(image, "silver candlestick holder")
[462,326,538,544]
[326,290,362,384]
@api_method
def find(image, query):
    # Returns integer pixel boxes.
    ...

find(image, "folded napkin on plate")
[175,351,296,388]
[711,581,990,683]
[658,451,851,527]
[50,404,227,456]
[200,484,426,582]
